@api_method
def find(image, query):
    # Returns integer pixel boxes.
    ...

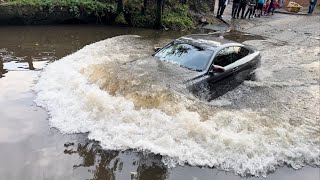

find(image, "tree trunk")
[162,0,165,13]
[144,0,148,9]
[155,0,165,28]
[142,0,148,14]
[211,0,216,13]
[117,0,123,14]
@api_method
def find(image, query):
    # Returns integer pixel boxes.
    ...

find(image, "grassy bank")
[1,0,217,30]
[3,0,116,16]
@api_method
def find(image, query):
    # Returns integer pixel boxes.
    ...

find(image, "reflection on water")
[66,142,119,179]
[64,141,168,180]
[0,25,188,79]
[0,48,49,78]
[222,30,265,43]
[0,58,5,77]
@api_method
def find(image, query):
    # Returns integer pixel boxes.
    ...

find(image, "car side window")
[214,47,234,67]
[233,47,250,62]
[214,47,250,67]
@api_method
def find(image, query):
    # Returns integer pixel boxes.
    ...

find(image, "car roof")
[175,34,241,50]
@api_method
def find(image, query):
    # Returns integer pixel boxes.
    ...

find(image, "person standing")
[264,0,271,15]
[217,0,229,19]
[237,0,248,19]
[267,0,274,13]
[308,0,318,14]
[245,0,256,19]
[253,0,258,17]
[266,0,277,15]
[255,0,264,17]
[278,0,283,7]
[232,0,241,18]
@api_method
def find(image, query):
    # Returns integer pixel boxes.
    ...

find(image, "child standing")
[264,0,271,15]
[266,0,277,15]
[256,0,264,17]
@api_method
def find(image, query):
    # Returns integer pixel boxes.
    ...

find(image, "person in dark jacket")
[237,0,248,18]
[308,0,318,14]
[245,0,256,19]
[217,0,229,19]
[232,0,241,18]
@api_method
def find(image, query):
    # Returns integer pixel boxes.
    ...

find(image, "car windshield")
[154,43,214,71]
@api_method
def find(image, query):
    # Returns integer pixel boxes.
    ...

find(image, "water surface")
[0,25,319,180]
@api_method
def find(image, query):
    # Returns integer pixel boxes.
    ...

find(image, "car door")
[226,46,250,74]
[207,46,236,84]
[202,47,241,100]
[227,46,260,81]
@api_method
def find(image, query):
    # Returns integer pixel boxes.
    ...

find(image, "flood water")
[0,25,319,180]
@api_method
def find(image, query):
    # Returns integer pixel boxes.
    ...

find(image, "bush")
[115,12,127,24]
[163,4,194,30]
[5,0,117,16]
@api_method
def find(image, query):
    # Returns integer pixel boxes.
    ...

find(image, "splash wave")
[34,36,320,177]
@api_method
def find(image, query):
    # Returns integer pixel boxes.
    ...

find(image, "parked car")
[152,34,261,100]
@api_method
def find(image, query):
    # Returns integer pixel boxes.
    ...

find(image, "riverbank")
[0,0,116,25]
[0,0,220,30]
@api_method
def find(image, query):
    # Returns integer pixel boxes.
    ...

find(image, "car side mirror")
[153,47,161,52]
[209,65,225,74]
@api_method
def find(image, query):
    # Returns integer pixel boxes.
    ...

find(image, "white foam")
[34,36,320,177]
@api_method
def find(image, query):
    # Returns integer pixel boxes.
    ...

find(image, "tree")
[142,0,148,14]
[210,0,216,13]
[144,0,148,10]
[155,0,165,28]
[117,0,123,14]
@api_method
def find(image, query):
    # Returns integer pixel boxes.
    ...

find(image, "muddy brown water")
[0,25,318,180]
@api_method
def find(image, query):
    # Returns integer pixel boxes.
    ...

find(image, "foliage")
[188,0,211,13]
[163,4,194,30]
[131,12,155,27]
[123,0,194,30]
[122,0,155,27]
[115,12,127,24]
[3,0,214,30]
[5,0,117,17]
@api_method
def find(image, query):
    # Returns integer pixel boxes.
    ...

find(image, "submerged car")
[151,34,261,100]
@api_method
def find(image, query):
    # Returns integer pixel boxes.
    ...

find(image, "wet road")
[0,18,319,180]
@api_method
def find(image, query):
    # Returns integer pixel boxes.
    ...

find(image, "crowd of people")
[216,0,280,19]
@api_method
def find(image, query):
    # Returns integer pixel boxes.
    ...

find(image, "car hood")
[125,56,204,89]
[84,56,205,100]
[82,57,208,111]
